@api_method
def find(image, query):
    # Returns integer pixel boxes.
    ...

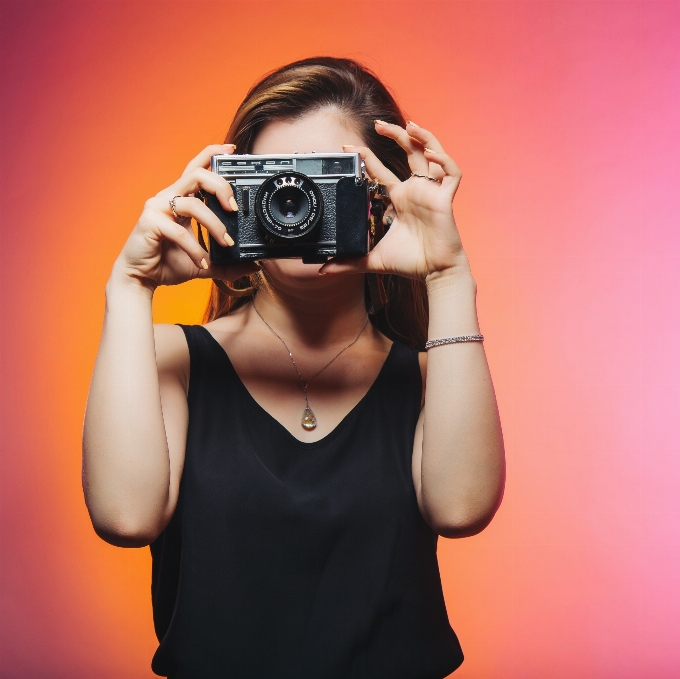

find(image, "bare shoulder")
[203,307,249,344]
[153,324,190,390]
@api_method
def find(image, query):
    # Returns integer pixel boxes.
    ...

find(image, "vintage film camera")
[203,152,389,264]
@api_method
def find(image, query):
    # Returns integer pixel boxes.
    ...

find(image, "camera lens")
[271,188,307,223]
[282,199,298,218]
[255,171,323,240]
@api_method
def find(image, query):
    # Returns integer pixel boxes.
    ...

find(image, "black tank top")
[150,324,463,679]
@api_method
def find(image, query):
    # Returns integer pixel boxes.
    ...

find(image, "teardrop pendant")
[301,407,317,431]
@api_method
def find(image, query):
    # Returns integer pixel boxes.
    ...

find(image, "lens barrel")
[255,171,323,239]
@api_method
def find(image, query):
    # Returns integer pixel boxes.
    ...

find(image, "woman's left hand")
[319,121,468,281]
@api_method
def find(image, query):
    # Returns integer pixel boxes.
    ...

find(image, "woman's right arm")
[82,276,188,547]
[82,144,256,547]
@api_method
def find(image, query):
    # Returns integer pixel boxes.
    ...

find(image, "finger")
[169,196,234,246]
[182,143,236,176]
[423,147,462,181]
[404,122,446,154]
[427,163,446,182]
[172,167,238,213]
[318,249,386,275]
[341,144,400,192]
[405,122,462,179]
[155,214,210,271]
[319,256,369,275]
[373,120,429,175]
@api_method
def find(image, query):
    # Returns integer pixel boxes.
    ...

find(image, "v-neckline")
[197,325,396,448]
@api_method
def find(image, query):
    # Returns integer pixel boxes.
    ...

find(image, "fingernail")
[223,231,234,246]
[342,144,355,148]
[200,258,209,270]
[407,120,419,127]
[223,143,236,148]
[424,147,436,153]
[374,119,389,126]
[229,196,238,211]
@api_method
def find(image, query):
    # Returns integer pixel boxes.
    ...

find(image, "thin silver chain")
[251,298,370,408]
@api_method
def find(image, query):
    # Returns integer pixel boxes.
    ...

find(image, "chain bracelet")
[424,335,484,349]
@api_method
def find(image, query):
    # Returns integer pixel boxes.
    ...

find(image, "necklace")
[251,299,370,431]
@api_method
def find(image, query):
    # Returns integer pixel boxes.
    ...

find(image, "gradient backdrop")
[1,1,679,677]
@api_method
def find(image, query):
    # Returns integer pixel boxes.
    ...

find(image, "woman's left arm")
[322,121,505,537]
[413,266,505,537]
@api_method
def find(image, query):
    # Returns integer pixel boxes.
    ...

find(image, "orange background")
[2,1,679,677]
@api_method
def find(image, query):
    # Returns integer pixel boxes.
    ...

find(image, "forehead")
[251,108,365,155]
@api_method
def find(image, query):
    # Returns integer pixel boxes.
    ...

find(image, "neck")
[251,270,369,349]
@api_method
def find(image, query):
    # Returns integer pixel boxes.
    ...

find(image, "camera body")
[205,152,371,264]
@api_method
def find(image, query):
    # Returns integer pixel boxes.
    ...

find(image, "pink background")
[1,1,679,677]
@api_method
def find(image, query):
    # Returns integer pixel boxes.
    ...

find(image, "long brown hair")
[203,57,428,349]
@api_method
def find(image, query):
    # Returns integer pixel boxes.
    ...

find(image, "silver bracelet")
[425,335,484,349]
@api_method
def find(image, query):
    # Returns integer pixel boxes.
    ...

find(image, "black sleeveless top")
[150,324,463,679]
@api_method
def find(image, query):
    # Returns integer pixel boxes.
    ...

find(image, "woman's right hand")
[111,143,258,291]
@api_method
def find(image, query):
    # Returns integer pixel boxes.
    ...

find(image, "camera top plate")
[210,152,363,181]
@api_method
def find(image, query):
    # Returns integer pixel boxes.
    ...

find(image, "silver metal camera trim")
[210,152,364,183]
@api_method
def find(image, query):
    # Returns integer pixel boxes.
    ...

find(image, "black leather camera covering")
[206,176,369,264]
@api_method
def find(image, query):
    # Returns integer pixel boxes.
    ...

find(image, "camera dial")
[255,171,323,240]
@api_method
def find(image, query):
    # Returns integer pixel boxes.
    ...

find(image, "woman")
[83,57,505,678]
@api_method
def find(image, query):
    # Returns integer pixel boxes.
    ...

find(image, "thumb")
[319,255,369,275]
[201,260,260,280]
[319,250,387,275]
